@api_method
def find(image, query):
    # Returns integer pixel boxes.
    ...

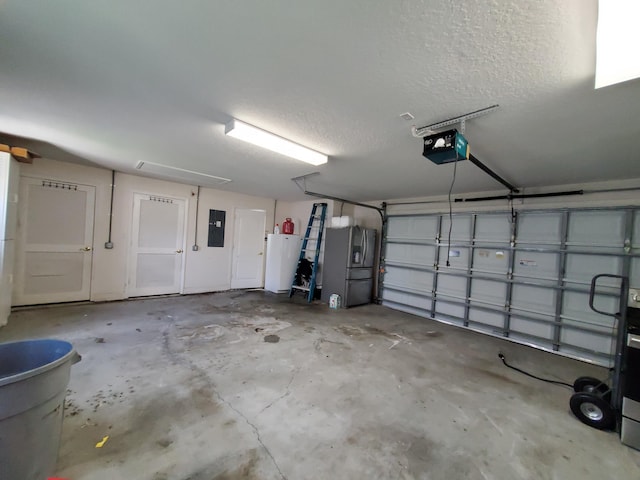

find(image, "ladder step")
[291,286,310,292]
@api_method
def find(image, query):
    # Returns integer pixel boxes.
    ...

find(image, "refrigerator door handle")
[362,229,367,265]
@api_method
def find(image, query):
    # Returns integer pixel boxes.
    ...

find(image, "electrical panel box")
[422,129,469,164]
[208,209,226,247]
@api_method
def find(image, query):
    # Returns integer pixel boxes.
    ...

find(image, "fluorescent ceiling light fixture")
[225,119,328,166]
[595,0,640,88]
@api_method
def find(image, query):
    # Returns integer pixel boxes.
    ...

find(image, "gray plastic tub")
[0,339,81,480]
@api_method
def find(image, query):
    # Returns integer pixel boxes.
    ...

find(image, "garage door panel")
[562,291,616,328]
[383,266,433,292]
[560,327,614,357]
[435,300,465,325]
[382,207,637,367]
[474,214,510,244]
[567,211,625,248]
[559,344,612,364]
[387,216,438,239]
[436,274,466,298]
[565,254,622,289]
[630,257,640,287]
[518,213,562,245]
[470,279,506,307]
[386,243,435,265]
[387,217,411,237]
[382,300,430,320]
[470,322,503,335]
[509,332,554,350]
[633,211,640,250]
[511,285,556,315]
[437,247,468,269]
[514,251,558,283]
[440,215,472,242]
[469,308,504,330]
[382,289,431,311]
[472,249,508,277]
[510,316,554,341]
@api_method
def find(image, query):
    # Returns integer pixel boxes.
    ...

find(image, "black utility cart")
[570,274,640,449]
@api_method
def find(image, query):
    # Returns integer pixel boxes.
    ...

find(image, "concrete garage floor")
[2,291,640,480]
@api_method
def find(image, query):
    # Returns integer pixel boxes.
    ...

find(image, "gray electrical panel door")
[208,210,226,247]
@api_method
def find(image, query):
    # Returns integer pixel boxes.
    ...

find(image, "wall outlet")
[104,242,114,249]
[192,245,199,251]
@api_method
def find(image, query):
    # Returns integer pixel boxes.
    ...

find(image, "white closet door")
[231,209,266,289]
[128,193,186,297]
[14,177,95,305]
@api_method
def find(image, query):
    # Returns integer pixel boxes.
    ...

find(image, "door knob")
[176,249,183,253]
[80,247,92,251]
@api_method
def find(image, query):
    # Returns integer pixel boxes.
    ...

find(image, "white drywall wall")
[184,187,275,294]
[274,199,334,235]
[274,199,338,287]
[275,199,387,292]
[15,158,275,303]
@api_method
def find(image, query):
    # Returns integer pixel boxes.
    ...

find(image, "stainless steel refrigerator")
[321,226,377,307]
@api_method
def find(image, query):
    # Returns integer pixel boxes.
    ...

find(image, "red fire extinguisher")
[282,218,294,234]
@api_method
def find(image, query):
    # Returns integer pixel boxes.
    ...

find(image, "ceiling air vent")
[135,161,231,187]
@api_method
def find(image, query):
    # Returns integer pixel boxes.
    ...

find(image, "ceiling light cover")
[595,0,640,88]
[135,161,231,186]
[225,119,328,166]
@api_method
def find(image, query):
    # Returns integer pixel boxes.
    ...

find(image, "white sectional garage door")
[381,207,640,366]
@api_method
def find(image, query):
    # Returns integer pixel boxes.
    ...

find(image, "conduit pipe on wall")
[192,186,200,251]
[104,170,115,249]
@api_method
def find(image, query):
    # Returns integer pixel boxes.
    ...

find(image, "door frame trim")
[230,207,267,289]
[14,175,97,305]
[126,191,189,298]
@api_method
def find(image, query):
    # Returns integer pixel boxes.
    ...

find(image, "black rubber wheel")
[569,392,616,430]
[573,376,611,402]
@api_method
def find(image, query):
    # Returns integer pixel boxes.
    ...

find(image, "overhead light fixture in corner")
[595,0,640,89]
[225,118,328,166]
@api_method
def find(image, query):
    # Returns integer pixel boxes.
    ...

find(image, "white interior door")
[231,209,266,289]
[14,177,95,305]
[128,193,186,297]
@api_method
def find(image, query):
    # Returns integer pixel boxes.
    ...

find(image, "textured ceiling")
[0,1,638,201]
